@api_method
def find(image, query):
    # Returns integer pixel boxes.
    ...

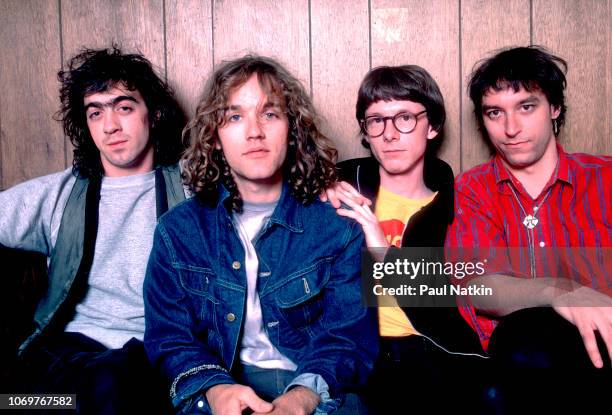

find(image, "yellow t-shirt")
[375,186,436,337]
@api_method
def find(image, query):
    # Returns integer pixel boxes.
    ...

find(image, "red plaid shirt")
[446,144,612,349]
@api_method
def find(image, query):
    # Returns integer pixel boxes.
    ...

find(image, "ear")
[150,110,161,128]
[426,125,439,140]
[214,137,222,150]
[551,105,561,120]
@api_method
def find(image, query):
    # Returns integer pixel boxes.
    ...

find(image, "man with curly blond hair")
[144,55,377,415]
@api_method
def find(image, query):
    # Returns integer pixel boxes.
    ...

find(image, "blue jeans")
[18,332,172,415]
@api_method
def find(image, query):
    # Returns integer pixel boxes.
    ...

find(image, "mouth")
[383,149,405,154]
[243,148,268,156]
[503,140,529,148]
[107,140,128,147]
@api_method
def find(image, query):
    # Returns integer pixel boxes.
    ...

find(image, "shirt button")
[226,313,236,322]
[539,241,545,248]
[197,400,204,408]
[232,261,241,270]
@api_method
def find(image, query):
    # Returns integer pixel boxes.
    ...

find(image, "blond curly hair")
[182,55,337,212]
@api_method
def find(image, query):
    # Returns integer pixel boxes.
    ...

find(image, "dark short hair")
[182,55,337,212]
[355,65,446,152]
[56,46,186,179]
[468,46,567,138]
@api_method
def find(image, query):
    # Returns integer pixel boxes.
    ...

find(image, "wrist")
[204,383,230,402]
[287,386,320,414]
[546,284,572,306]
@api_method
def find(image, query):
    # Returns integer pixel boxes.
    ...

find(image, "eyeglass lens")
[364,112,422,137]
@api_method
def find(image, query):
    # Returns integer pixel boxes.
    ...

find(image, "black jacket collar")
[338,155,455,229]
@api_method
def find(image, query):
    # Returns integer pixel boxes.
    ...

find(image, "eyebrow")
[481,95,541,112]
[364,110,410,118]
[225,101,282,111]
[518,96,540,105]
[84,95,139,111]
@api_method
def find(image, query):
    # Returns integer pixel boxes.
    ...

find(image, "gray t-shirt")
[65,171,156,348]
[0,168,161,348]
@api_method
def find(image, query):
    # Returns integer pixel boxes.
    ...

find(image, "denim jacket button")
[226,313,236,322]
[232,261,241,270]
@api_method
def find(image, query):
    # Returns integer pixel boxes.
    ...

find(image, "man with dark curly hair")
[0,46,186,414]
[144,55,377,415]
[446,46,611,411]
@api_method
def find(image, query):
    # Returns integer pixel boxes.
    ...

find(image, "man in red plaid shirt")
[446,46,612,374]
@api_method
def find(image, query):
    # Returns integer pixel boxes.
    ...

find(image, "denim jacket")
[144,183,378,413]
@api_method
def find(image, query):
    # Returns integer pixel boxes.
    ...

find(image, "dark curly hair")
[468,45,567,139]
[182,55,337,212]
[56,46,186,179]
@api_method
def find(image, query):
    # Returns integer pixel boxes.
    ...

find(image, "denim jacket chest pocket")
[271,257,333,334]
[176,265,225,357]
[178,265,218,302]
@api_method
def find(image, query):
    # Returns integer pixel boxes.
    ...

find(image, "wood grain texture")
[1,1,610,186]
[0,0,63,189]
[533,0,610,155]
[460,0,530,171]
[60,0,165,165]
[165,0,214,117]
[310,0,370,161]
[213,0,311,91]
[371,0,461,173]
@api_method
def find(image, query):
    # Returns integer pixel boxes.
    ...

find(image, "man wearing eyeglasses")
[323,65,485,413]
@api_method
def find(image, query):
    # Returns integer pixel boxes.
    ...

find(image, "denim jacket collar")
[218,181,305,234]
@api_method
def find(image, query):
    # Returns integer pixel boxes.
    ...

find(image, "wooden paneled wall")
[0,0,610,189]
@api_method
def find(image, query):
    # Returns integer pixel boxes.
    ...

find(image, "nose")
[382,118,399,142]
[246,114,264,140]
[103,111,120,135]
[504,112,521,138]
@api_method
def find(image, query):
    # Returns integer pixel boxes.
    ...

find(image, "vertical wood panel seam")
[529,0,533,45]
[308,0,313,96]
[59,0,66,168]
[211,0,215,69]
[367,0,372,69]
[458,0,463,172]
[162,0,168,81]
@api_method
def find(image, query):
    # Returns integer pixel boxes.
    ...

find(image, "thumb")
[241,389,274,413]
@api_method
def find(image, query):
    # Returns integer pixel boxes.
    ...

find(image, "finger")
[241,389,274,413]
[337,209,387,248]
[338,181,372,206]
[338,191,369,211]
[337,208,368,226]
[597,322,612,367]
[325,187,342,209]
[330,184,369,208]
[340,197,378,222]
[577,322,603,368]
